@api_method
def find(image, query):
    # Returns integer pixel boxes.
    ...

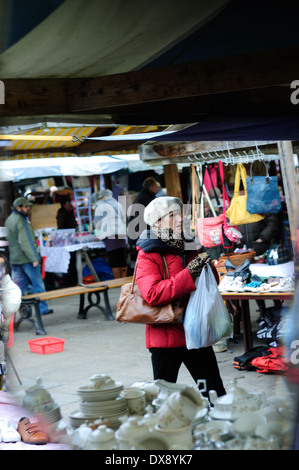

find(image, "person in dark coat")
[237,213,282,315]
[56,197,78,286]
[56,198,78,230]
[128,177,159,247]
[237,214,281,256]
[133,177,159,207]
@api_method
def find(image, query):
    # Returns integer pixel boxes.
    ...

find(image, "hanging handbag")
[246,160,281,214]
[225,163,265,225]
[195,165,224,248]
[116,256,184,324]
[218,161,242,247]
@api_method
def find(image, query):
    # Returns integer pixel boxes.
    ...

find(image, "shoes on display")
[270,276,295,292]
[0,418,21,443]
[218,276,234,292]
[257,281,280,293]
[17,417,48,445]
[227,276,245,292]
[244,281,262,292]
[251,274,263,283]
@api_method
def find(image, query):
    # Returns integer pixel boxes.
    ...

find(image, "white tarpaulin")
[0,156,127,182]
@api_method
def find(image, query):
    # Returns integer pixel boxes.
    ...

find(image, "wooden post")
[163,164,182,200]
[277,141,297,246]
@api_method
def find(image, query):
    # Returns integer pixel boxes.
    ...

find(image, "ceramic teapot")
[157,386,206,429]
[85,425,118,450]
[89,374,115,389]
[209,379,265,421]
[131,381,160,403]
[115,416,147,450]
[22,377,54,413]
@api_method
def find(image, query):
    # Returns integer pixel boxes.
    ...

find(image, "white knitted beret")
[144,196,183,226]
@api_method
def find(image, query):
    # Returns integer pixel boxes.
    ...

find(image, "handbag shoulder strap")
[249,160,270,183]
[234,163,248,194]
[131,254,170,293]
[205,164,221,208]
[219,161,231,216]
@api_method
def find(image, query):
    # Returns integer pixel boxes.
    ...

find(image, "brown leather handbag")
[116,256,184,324]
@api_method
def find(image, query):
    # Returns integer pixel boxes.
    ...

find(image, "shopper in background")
[56,197,78,230]
[94,189,128,279]
[135,197,226,397]
[237,214,281,257]
[55,196,78,287]
[237,214,283,317]
[128,177,159,246]
[5,197,52,315]
[133,176,159,207]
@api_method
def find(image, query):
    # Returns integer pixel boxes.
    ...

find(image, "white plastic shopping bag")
[184,264,233,349]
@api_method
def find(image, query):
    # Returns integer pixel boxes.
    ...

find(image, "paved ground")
[6,288,292,426]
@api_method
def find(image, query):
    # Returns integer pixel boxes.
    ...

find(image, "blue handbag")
[246,161,281,214]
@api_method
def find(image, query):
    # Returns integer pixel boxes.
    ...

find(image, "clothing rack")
[187,142,278,166]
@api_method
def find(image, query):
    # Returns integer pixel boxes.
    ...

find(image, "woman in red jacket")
[136,197,226,397]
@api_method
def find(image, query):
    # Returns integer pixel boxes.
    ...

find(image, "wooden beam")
[139,140,277,160]
[66,46,299,111]
[164,164,182,200]
[2,46,298,117]
[277,141,298,246]
[2,79,68,116]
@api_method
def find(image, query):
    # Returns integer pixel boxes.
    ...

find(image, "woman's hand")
[187,254,211,278]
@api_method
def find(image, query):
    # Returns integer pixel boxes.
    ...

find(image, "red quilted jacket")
[135,247,197,348]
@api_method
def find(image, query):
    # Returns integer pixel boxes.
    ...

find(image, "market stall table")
[40,240,106,282]
[221,291,294,351]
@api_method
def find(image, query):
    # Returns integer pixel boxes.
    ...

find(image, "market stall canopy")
[1,0,299,158]
[0,155,128,182]
[1,0,230,78]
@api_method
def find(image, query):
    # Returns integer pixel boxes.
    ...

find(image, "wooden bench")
[19,277,133,335]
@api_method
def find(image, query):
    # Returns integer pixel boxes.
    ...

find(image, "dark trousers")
[149,346,226,397]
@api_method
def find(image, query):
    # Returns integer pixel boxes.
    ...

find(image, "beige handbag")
[116,256,184,324]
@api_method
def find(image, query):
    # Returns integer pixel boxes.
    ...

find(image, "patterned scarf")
[151,226,185,253]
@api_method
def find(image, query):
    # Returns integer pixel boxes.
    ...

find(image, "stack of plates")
[36,402,62,430]
[79,397,128,430]
[68,411,101,429]
[69,382,128,430]
[77,382,123,402]
[79,396,127,417]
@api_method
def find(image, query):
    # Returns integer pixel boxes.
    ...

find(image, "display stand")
[74,187,92,231]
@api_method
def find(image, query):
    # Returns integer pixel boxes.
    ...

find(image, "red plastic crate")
[27,337,66,354]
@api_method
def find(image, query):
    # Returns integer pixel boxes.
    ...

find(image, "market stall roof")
[0,155,128,182]
[1,0,299,161]
[0,153,163,182]
[1,0,230,78]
